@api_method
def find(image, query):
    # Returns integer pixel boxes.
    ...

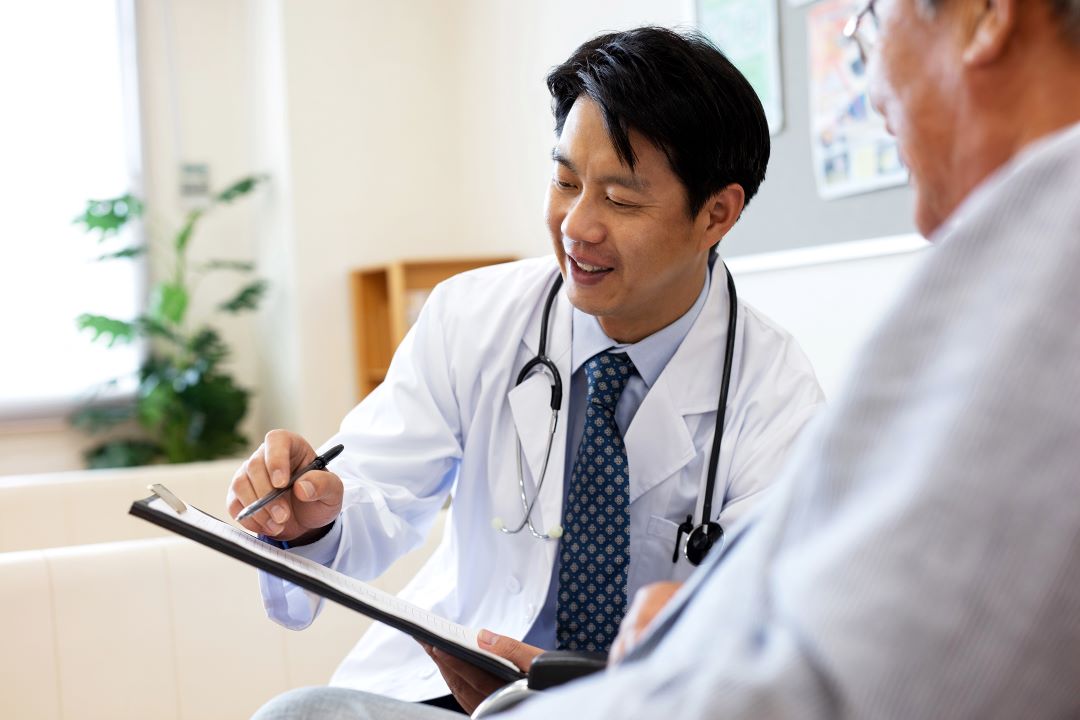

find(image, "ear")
[963,0,1016,66]
[698,183,746,252]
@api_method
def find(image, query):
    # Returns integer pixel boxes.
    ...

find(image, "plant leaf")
[97,245,146,261]
[74,194,144,238]
[189,328,229,368]
[149,282,188,326]
[200,259,255,272]
[215,174,268,204]
[218,279,267,313]
[84,440,161,469]
[70,402,137,432]
[138,373,180,429]
[133,315,181,344]
[174,210,202,253]
[76,314,137,346]
[173,371,250,460]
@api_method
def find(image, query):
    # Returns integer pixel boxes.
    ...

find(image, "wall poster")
[697,0,785,135]
[807,0,907,199]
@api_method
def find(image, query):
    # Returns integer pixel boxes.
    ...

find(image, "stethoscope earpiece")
[491,517,506,531]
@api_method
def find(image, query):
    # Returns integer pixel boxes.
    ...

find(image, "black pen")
[237,443,345,522]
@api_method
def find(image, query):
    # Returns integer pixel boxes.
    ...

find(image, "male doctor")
[231,27,822,714]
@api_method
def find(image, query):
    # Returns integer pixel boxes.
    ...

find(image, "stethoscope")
[493,263,739,566]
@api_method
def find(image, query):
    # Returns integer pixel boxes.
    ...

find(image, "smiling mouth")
[568,254,613,273]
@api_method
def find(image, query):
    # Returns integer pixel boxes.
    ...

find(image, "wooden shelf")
[350,257,516,399]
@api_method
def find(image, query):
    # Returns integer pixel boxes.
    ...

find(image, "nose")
[865,58,888,130]
[561,193,605,245]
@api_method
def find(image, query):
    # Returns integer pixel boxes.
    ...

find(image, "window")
[0,0,142,420]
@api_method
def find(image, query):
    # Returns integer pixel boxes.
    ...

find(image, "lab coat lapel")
[507,289,572,531]
[623,267,732,504]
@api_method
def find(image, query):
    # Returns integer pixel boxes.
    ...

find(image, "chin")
[913,187,953,241]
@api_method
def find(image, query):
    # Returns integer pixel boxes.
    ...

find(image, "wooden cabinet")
[350,257,516,399]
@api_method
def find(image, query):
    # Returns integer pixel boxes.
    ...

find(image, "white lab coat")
[261,256,824,701]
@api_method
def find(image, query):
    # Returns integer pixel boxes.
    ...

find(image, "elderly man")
[255,0,1080,717]
[498,0,1080,716]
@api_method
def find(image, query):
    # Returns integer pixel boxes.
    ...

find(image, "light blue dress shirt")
[522,266,712,649]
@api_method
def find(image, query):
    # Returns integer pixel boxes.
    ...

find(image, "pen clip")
[149,483,187,514]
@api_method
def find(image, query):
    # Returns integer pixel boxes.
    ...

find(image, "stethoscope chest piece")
[684,521,724,566]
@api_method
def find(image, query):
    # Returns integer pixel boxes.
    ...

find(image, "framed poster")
[807,0,907,198]
[697,0,785,135]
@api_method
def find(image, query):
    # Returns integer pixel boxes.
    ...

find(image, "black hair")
[546,26,770,216]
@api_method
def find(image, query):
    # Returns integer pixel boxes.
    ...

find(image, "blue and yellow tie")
[556,351,634,652]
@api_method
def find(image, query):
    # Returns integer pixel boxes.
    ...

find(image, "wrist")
[260,520,336,549]
[289,520,337,547]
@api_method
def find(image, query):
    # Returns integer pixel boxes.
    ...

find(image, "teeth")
[574,258,608,272]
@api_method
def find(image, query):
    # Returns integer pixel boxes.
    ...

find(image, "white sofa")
[0,460,444,720]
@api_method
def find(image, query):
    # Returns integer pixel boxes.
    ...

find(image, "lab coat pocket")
[643,515,698,583]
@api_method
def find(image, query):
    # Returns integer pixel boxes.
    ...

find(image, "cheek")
[543,189,563,236]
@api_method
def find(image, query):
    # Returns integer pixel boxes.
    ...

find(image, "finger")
[245,446,276,498]
[290,470,344,531]
[476,630,543,672]
[263,429,314,489]
[431,649,490,714]
[226,458,285,535]
[608,627,632,666]
[292,470,343,506]
[609,636,625,666]
[426,651,472,707]
[242,449,295,529]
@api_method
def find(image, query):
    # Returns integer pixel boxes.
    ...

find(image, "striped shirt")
[505,121,1080,719]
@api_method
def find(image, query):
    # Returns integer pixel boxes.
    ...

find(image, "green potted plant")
[71,174,268,468]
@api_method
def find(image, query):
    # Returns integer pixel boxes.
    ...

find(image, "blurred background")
[0,0,921,477]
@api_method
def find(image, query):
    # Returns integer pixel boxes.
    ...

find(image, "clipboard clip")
[148,483,187,514]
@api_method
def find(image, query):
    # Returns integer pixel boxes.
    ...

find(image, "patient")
[256,0,1080,716]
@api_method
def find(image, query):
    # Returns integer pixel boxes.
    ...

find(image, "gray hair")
[920,0,1080,44]
[1048,0,1080,41]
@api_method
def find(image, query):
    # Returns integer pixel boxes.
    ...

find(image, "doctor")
[231,27,823,715]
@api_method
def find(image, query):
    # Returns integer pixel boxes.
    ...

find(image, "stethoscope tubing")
[500,262,737,564]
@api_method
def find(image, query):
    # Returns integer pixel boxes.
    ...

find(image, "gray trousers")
[252,688,462,720]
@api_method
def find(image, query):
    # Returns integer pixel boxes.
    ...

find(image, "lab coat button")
[505,576,522,594]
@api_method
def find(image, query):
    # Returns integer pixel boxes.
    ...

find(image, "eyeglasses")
[843,0,879,65]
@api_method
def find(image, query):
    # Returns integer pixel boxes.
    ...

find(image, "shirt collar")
[571,266,712,389]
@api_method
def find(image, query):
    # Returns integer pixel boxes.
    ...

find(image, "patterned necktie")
[556,351,635,652]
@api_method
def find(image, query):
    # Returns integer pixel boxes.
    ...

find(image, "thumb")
[478,629,541,671]
[292,470,341,505]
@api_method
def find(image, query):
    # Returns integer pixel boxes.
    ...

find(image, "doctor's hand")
[226,429,344,543]
[420,630,543,714]
[609,581,684,665]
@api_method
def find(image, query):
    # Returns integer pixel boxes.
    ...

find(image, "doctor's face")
[545,97,716,343]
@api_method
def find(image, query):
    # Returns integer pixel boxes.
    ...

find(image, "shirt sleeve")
[258,282,463,629]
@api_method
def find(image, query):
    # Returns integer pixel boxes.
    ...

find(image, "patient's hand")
[421,630,543,714]
[609,581,683,665]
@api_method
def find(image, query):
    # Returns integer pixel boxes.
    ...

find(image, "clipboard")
[129,487,525,684]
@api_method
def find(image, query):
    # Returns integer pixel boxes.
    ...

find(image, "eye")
[553,178,578,191]
[607,196,636,209]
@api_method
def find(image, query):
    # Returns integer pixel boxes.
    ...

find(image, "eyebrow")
[551,148,650,193]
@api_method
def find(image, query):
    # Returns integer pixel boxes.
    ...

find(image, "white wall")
[267,0,467,442]
[729,236,929,399]
[452,0,695,259]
